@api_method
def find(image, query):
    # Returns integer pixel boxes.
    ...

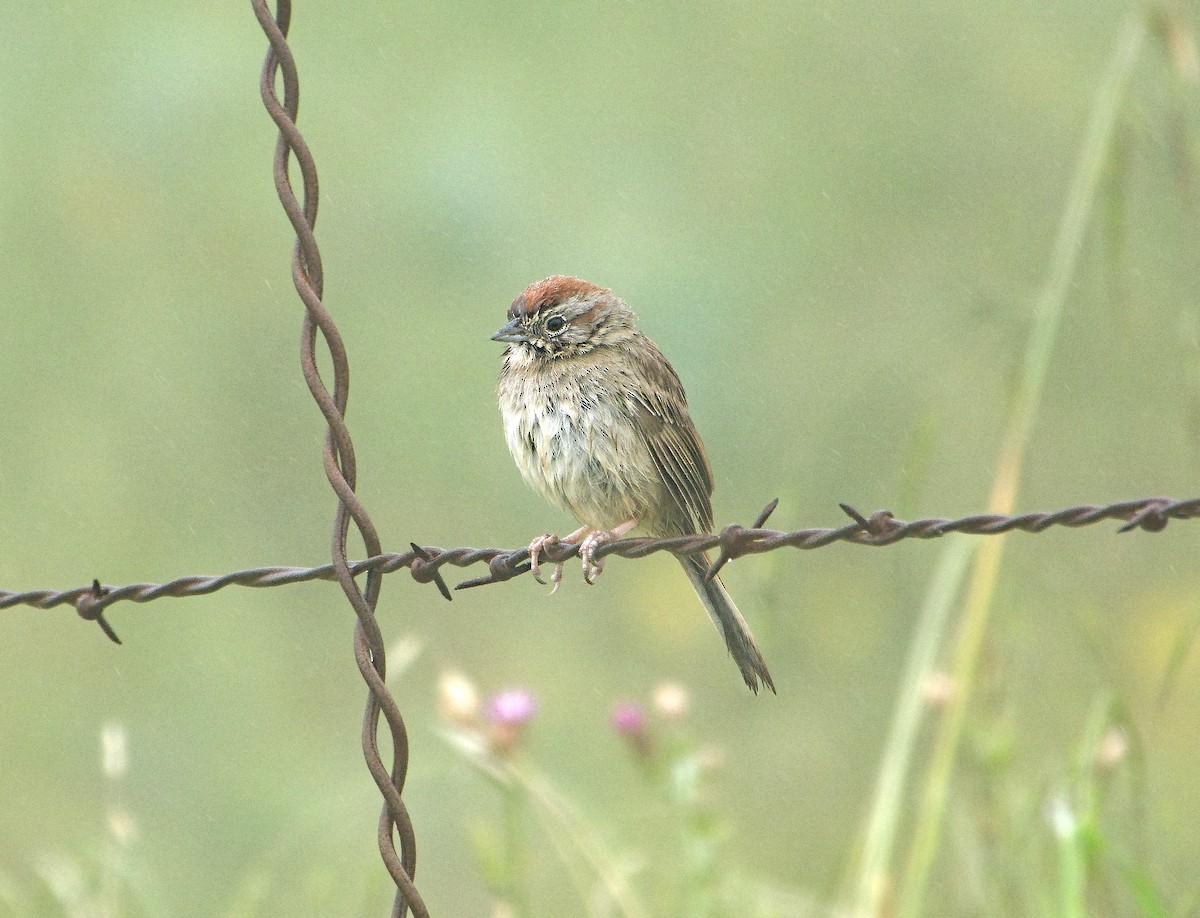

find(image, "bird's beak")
[491,317,529,344]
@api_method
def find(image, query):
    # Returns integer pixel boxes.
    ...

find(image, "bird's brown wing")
[627,341,715,535]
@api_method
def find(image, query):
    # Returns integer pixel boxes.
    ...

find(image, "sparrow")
[492,275,774,694]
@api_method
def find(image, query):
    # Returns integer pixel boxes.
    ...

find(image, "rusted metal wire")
[248,2,424,915]
[5,495,1196,622]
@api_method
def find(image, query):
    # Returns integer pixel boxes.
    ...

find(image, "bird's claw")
[528,533,559,585]
[580,531,610,584]
[528,533,570,592]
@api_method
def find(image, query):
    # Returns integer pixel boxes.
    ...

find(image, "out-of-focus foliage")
[1,2,1197,915]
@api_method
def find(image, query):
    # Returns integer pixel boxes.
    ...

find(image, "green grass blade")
[848,12,1150,918]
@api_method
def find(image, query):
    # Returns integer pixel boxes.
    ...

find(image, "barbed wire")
[5,495,1196,627]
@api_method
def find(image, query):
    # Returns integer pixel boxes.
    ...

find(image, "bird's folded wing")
[628,354,714,535]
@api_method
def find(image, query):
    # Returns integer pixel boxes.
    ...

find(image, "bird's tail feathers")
[681,553,775,694]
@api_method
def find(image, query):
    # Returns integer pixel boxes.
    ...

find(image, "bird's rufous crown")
[509,275,609,319]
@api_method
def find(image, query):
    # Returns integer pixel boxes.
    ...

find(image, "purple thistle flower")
[488,689,538,726]
[609,701,647,737]
[609,700,654,759]
[486,689,538,756]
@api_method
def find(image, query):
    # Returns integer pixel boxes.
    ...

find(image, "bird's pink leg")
[529,526,592,590]
[580,518,638,584]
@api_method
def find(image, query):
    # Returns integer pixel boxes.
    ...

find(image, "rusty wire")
[247,2,424,915]
[4,495,1197,622]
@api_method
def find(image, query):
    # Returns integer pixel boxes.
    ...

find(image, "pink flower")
[486,688,538,756]
[609,700,653,759]
[488,689,538,726]
[609,701,647,737]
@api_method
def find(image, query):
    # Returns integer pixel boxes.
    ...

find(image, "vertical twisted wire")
[250,3,426,915]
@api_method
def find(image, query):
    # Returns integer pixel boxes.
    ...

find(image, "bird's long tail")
[680,552,775,694]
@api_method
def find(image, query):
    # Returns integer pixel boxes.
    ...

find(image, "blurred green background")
[2,2,1199,915]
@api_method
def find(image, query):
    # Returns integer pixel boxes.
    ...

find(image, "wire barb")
[704,498,780,583]
[409,543,453,601]
[74,580,122,645]
[841,504,903,541]
[1117,497,1171,533]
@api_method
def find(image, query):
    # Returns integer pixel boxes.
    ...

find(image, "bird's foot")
[528,533,561,586]
[529,526,593,591]
[579,519,638,585]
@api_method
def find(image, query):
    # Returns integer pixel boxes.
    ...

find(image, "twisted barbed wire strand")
[5,495,1195,618]
[249,2,424,915]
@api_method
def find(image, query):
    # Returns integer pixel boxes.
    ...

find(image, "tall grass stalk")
[852,12,1149,917]
[898,15,1147,914]
[852,541,976,915]
[513,764,651,918]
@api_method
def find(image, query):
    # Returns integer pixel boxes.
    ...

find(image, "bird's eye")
[545,316,566,333]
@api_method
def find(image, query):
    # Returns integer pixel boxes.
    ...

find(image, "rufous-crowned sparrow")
[493,276,774,694]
